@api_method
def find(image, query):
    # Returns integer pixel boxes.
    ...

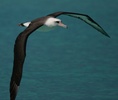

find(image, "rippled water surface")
[0,0,118,100]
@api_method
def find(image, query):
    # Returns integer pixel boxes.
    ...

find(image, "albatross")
[10,11,110,100]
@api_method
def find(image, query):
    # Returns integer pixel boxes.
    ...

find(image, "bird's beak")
[58,22,68,28]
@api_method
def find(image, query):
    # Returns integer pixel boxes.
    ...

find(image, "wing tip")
[102,31,110,38]
[10,80,19,100]
[104,33,110,38]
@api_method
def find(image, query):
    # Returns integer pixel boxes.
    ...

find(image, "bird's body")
[10,11,110,100]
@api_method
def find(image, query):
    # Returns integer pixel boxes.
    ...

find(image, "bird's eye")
[55,21,60,23]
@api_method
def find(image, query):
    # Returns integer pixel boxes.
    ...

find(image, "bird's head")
[45,17,67,28]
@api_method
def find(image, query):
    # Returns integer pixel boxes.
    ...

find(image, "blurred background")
[0,0,118,100]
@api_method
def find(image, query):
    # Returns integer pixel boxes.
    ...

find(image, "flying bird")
[10,11,110,100]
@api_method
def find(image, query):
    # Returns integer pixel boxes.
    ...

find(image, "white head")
[44,17,67,28]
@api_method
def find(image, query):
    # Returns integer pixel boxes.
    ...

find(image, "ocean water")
[0,0,118,100]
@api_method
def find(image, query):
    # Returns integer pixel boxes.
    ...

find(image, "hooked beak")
[58,22,68,28]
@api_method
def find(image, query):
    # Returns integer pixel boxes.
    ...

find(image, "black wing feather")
[10,23,42,100]
[48,11,110,37]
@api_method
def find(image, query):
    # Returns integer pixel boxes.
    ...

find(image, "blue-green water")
[0,0,118,100]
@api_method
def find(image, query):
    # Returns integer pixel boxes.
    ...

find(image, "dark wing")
[48,11,110,38]
[10,23,43,100]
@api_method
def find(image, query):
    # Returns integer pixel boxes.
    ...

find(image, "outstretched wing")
[10,23,43,100]
[48,11,110,38]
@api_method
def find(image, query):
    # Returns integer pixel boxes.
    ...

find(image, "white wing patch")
[23,22,31,27]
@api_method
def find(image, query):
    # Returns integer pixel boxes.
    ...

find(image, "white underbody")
[22,17,67,32]
[37,25,57,32]
[23,22,57,32]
